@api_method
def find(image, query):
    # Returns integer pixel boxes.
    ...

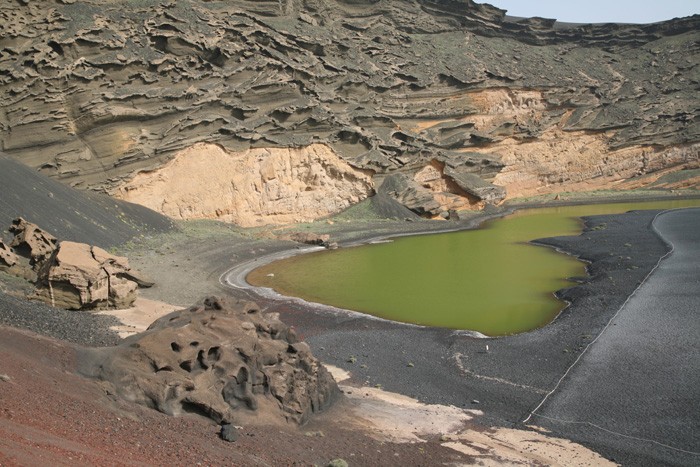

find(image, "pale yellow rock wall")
[489,133,700,199]
[115,143,374,227]
[437,88,700,200]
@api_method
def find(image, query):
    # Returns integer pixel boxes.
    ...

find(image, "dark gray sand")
[0,153,174,248]
[534,208,700,467]
[0,292,121,347]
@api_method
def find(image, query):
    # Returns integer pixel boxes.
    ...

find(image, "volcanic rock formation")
[1,0,699,220]
[3,217,151,310]
[31,241,141,310]
[0,239,24,278]
[8,218,58,269]
[92,296,338,426]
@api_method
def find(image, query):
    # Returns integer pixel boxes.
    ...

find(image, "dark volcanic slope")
[0,292,121,347]
[0,0,698,204]
[0,153,173,248]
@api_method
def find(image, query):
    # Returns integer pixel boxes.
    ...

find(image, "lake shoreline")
[212,204,686,465]
[1,193,696,465]
[123,193,700,466]
[289,207,679,464]
[223,197,699,335]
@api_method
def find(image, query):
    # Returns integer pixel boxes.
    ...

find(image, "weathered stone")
[120,269,156,288]
[0,240,17,268]
[31,241,139,310]
[93,296,339,426]
[380,173,442,217]
[443,168,507,205]
[283,232,331,246]
[220,424,239,442]
[8,218,57,268]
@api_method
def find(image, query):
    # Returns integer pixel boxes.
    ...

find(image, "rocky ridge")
[1,0,698,221]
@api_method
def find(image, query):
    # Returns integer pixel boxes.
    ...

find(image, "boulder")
[380,173,442,217]
[220,424,239,442]
[120,269,156,288]
[443,168,507,205]
[283,232,331,246]
[8,217,57,268]
[31,241,139,310]
[0,238,36,281]
[93,296,339,426]
[0,239,17,268]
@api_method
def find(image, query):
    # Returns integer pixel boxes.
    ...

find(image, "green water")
[248,199,700,336]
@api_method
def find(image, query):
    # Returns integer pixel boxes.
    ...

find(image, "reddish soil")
[0,325,472,467]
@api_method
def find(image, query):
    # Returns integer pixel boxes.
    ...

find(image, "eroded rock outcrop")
[8,218,58,269]
[380,173,443,217]
[94,296,338,426]
[115,143,374,226]
[0,239,18,271]
[31,241,139,310]
[406,155,507,216]
[281,232,331,246]
[0,239,16,265]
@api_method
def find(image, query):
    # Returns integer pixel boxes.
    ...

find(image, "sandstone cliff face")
[491,136,700,199]
[115,143,374,226]
[0,0,698,220]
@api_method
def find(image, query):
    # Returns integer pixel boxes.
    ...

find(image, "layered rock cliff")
[115,142,374,226]
[1,0,698,222]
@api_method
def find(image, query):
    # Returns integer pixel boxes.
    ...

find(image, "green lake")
[248,199,700,336]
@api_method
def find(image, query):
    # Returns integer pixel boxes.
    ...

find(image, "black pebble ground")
[0,292,121,347]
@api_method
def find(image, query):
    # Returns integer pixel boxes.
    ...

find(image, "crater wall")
[1,0,698,221]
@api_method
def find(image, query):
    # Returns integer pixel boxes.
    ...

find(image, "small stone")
[220,424,239,442]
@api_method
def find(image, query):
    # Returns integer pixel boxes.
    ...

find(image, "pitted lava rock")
[8,217,58,269]
[92,296,339,426]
